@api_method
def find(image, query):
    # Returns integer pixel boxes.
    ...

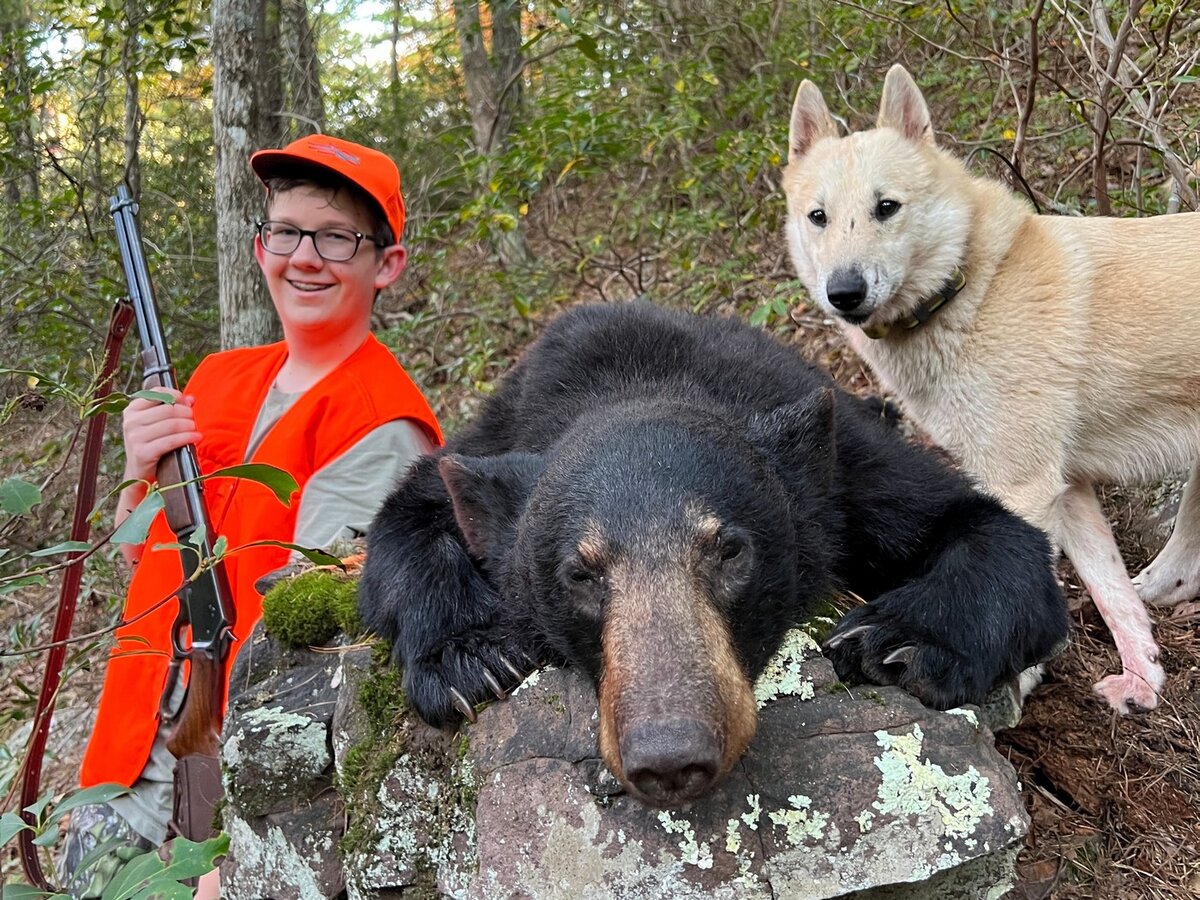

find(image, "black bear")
[360,301,1067,808]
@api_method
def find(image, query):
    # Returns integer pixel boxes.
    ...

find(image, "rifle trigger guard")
[160,602,192,721]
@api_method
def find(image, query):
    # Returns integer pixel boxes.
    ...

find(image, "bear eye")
[719,538,744,563]
[808,209,827,227]
[875,199,901,220]
[562,560,603,588]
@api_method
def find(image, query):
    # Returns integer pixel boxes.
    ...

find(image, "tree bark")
[281,0,325,136]
[260,0,287,148]
[212,0,279,349]
[121,0,143,197]
[453,0,533,267]
[0,0,39,205]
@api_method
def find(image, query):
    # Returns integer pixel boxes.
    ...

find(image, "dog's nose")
[826,270,868,312]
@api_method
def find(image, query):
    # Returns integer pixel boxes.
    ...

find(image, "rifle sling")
[18,299,135,891]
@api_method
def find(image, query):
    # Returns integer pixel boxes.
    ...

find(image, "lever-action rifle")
[110,185,236,840]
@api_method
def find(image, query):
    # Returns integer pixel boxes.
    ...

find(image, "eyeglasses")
[255,220,384,262]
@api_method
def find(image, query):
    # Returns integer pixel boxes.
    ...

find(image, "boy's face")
[254,183,406,343]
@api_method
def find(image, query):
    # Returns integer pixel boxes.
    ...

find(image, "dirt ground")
[3,302,1199,897]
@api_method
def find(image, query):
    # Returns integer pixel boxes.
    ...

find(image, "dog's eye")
[875,199,901,220]
[808,209,827,227]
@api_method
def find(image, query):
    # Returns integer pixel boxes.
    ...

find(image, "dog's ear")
[876,64,934,145]
[789,80,839,162]
[439,452,545,560]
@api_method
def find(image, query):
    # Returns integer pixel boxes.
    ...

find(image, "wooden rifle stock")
[165,650,223,759]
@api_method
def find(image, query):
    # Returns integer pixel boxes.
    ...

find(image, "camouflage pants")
[58,802,154,899]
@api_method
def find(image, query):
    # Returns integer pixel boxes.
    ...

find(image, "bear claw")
[449,687,478,723]
[883,645,917,667]
[482,669,508,700]
[499,654,526,682]
[824,624,872,650]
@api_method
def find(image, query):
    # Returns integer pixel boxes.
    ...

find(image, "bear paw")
[404,630,538,726]
[822,603,991,710]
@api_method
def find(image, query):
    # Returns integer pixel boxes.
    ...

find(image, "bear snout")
[596,562,759,807]
[619,717,723,805]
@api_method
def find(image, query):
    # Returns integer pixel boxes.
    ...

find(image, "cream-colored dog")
[782,64,1200,713]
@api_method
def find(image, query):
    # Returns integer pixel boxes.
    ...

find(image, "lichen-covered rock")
[220,625,346,898]
[220,596,1029,900]
[339,630,1029,899]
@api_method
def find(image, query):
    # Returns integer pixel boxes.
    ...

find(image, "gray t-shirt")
[110,384,434,843]
[249,383,435,551]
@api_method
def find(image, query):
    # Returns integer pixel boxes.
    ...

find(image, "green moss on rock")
[261,569,359,648]
[358,658,408,734]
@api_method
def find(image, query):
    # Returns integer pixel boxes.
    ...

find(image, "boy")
[62,135,441,896]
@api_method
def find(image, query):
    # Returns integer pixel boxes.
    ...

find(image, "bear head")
[437,390,838,807]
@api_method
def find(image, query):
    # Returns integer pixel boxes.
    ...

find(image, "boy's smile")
[254,184,405,344]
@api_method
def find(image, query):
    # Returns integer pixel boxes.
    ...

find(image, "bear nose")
[826,269,868,312]
[620,718,722,805]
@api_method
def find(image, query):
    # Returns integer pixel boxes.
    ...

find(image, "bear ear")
[747,388,837,487]
[438,452,545,560]
[876,64,935,146]
[789,80,840,162]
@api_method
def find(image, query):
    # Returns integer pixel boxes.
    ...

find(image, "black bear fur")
[360,301,1067,806]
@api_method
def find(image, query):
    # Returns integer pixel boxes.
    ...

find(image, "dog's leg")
[1055,481,1165,713]
[1133,458,1200,607]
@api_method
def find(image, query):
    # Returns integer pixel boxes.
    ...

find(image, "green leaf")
[23,793,55,821]
[0,811,31,846]
[555,7,573,26]
[32,823,59,847]
[0,575,49,597]
[574,34,600,62]
[100,850,165,900]
[51,783,131,821]
[130,390,178,405]
[111,493,165,545]
[30,541,93,557]
[1,478,41,516]
[85,395,131,418]
[101,835,228,900]
[238,540,343,568]
[2,884,65,899]
[202,464,297,507]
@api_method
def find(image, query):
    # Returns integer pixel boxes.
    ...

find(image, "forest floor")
[2,299,1198,898]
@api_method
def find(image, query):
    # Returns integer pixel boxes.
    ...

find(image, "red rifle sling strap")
[18,299,135,891]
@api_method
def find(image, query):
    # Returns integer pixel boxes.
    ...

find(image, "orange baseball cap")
[250,134,405,244]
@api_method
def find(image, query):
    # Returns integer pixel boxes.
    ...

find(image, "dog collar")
[863,267,966,340]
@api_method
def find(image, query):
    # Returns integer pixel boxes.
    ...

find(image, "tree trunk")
[0,0,39,205]
[121,0,142,197]
[212,0,279,349]
[453,0,533,268]
[260,0,287,148]
[281,0,325,136]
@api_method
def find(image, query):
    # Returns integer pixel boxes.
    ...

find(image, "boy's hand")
[122,389,202,483]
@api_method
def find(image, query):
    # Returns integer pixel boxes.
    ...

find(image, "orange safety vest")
[80,335,441,788]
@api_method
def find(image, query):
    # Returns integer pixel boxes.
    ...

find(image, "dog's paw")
[403,629,539,727]
[823,603,991,710]
[1133,562,1200,608]
[1092,666,1165,714]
